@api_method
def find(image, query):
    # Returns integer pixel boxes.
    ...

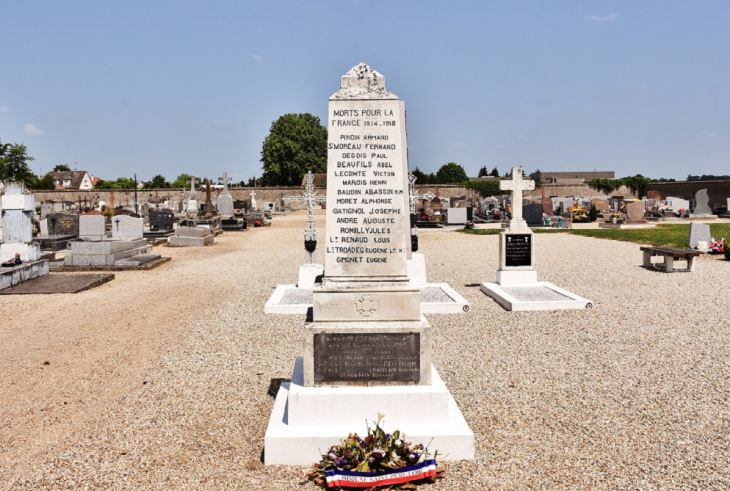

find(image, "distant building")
[530,171,615,183]
[48,171,94,190]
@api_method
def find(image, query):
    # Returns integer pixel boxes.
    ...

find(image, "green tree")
[411,166,428,184]
[477,165,488,178]
[172,173,194,188]
[490,166,500,178]
[0,143,36,186]
[261,113,327,186]
[32,174,56,190]
[53,164,72,172]
[435,162,469,184]
[94,177,136,189]
[144,174,170,189]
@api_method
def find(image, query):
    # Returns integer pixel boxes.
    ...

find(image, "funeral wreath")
[307,414,444,490]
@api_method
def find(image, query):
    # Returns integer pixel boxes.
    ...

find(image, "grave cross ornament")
[284,171,326,264]
[218,172,232,192]
[408,173,436,215]
[188,176,197,196]
[500,167,535,225]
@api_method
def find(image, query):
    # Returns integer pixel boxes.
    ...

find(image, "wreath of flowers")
[307,415,444,490]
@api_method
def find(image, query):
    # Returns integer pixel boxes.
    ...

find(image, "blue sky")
[1,1,728,182]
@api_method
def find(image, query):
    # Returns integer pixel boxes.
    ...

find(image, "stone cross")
[114,217,121,230]
[284,171,326,212]
[250,190,257,211]
[500,167,535,221]
[408,173,436,215]
[189,176,197,196]
[218,172,232,192]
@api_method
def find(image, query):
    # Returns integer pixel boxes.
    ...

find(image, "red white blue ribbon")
[325,460,437,488]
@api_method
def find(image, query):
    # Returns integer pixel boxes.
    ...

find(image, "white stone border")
[264,284,309,314]
[265,283,470,315]
[480,281,593,312]
[421,283,471,314]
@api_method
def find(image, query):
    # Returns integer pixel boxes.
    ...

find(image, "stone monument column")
[265,64,473,466]
[308,63,430,386]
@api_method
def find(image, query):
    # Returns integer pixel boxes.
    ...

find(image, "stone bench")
[640,246,701,273]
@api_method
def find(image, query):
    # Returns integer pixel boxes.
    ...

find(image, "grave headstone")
[523,203,544,226]
[111,215,144,240]
[149,210,175,232]
[591,198,611,213]
[47,212,79,237]
[1,182,42,262]
[79,215,107,241]
[217,171,234,218]
[542,197,554,216]
[625,201,646,221]
[689,222,711,249]
[40,203,53,220]
[691,188,712,216]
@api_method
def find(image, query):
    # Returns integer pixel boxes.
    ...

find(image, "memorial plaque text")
[505,234,532,267]
[313,332,420,382]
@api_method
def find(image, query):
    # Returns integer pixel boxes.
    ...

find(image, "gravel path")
[2,211,729,489]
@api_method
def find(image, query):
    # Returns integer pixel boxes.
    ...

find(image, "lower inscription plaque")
[313,332,420,383]
[505,233,532,267]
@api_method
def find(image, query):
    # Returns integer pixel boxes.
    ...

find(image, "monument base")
[264,358,474,465]
[481,280,592,311]
[1,243,41,263]
[0,260,49,291]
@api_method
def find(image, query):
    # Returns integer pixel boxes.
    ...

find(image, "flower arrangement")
[254,220,262,227]
[307,415,444,490]
[676,208,687,217]
[710,238,725,254]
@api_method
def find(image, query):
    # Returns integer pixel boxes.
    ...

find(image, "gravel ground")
[2,211,729,490]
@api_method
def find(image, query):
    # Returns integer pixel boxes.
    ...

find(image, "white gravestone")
[111,215,144,240]
[1,182,41,262]
[480,167,592,311]
[249,190,257,211]
[79,215,107,241]
[691,188,713,217]
[265,63,473,465]
[217,172,234,218]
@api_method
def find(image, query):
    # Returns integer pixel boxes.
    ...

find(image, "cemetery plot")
[0,273,114,294]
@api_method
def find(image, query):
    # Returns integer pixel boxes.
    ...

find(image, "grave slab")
[0,273,114,294]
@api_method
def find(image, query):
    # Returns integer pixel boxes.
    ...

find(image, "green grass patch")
[458,223,730,248]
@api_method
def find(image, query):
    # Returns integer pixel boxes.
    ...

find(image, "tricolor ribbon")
[325,460,437,488]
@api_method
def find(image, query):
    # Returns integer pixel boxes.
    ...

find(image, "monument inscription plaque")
[48,213,79,236]
[505,234,532,267]
[313,332,420,383]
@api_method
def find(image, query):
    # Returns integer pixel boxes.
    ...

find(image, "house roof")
[48,171,89,189]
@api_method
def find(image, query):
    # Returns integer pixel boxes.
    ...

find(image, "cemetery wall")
[526,183,638,199]
[642,180,730,207]
[31,185,485,209]
[32,183,653,209]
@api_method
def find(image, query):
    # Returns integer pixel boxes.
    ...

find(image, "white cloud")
[451,141,467,149]
[250,54,264,62]
[587,13,619,21]
[23,123,44,136]
[0,106,9,114]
